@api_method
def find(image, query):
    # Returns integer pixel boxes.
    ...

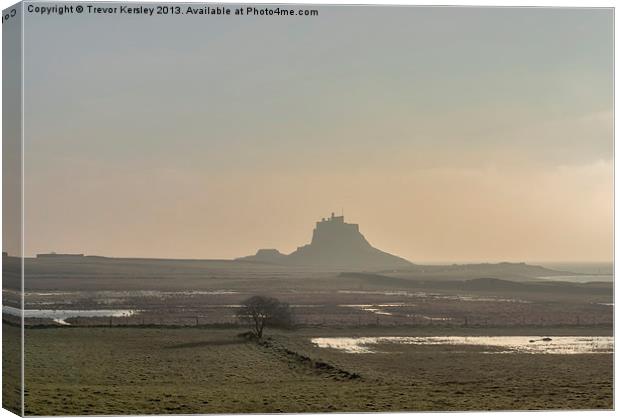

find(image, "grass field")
[17,324,612,415]
[2,324,21,415]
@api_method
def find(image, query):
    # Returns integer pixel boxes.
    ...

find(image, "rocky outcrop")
[237,249,287,263]
[239,213,412,270]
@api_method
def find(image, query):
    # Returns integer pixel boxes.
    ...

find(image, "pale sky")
[19,6,613,262]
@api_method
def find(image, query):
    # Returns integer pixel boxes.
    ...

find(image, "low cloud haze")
[19,6,612,262]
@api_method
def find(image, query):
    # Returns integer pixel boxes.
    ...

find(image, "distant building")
[307,212,359,249]
[36,252,84,259]
[319,212,345,225]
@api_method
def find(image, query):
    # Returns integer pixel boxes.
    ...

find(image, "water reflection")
[2,306,139,325]
[311,336,613,354]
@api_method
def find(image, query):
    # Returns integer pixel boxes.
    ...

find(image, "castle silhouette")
[238,213,411,269]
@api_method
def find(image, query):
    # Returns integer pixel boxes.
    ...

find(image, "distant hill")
[337,273,612,296]
[388,262,574,281]
[237,249,287,264]
[238,213,412,270]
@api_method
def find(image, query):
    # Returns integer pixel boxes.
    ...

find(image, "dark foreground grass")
[19,325,612,415]
[3,324,21,415]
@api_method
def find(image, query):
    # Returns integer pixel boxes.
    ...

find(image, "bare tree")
[237,295,292,339]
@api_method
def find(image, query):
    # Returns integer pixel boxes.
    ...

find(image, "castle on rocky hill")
[238,213,411,270]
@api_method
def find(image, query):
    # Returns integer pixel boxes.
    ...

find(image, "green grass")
[20,325,613,415]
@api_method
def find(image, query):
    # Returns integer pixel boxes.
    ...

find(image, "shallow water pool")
[311,335,613,354]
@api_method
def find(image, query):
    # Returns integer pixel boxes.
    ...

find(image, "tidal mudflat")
[9,257,613,414]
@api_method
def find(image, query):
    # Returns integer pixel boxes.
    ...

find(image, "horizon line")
[6,252,614,266]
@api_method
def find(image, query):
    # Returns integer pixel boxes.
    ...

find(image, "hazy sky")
[21,6,613,262]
